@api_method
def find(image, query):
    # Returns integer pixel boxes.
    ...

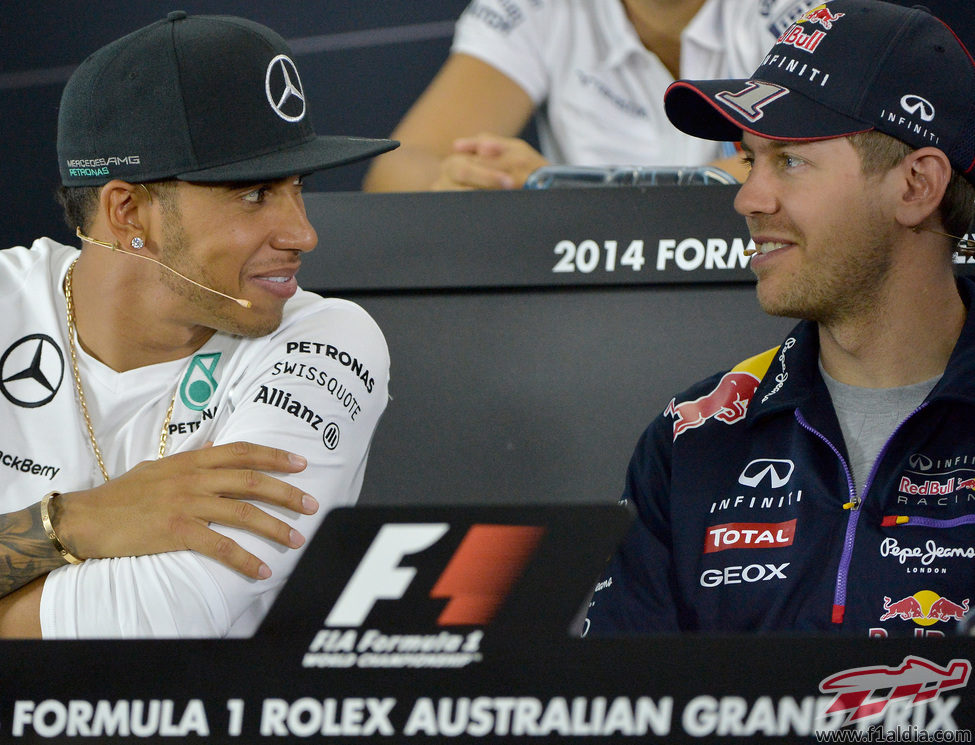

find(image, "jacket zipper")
[795,403,928,625]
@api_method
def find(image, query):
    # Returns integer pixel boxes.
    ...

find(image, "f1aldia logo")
[820,656,970,727]
[326,523,545,627]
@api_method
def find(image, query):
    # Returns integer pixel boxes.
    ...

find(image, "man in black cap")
[586,0,975,636]
[0,13,397,637]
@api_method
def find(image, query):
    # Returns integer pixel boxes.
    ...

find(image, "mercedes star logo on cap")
[265,54,306,123]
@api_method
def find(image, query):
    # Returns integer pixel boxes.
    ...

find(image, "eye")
[781,153,805,170]
[242,185,271,204]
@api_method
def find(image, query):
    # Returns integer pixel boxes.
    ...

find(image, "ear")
[97,180,154,249]
[894,147,951,230]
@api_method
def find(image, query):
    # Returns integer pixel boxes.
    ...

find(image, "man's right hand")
[431,133,550,191]
[53,441,317,580]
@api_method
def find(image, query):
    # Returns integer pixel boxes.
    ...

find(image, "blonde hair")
[848,131,975,239]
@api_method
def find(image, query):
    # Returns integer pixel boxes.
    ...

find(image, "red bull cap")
[663,0,975,184]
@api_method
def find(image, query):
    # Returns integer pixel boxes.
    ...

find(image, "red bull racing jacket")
[586,278,975,637]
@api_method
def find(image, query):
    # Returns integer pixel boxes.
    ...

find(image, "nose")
[733,166,778,219]
[272,189,317,254]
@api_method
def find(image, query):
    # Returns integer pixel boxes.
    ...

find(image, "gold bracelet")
[40,491,83,565]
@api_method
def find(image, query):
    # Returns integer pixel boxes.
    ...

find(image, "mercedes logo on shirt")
[0,334,65,408]
[265,54,306,122]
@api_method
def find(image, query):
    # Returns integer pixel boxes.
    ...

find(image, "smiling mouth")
[755,241,789,255]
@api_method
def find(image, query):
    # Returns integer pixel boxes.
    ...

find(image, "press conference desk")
[2,187,972,743]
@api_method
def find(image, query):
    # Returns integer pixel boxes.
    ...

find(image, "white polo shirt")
[0,239,389,638]
[452,0,815,167]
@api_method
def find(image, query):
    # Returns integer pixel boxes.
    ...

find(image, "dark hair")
[848,131,975,240]
[56,181,179,233]
[55,185,100,233]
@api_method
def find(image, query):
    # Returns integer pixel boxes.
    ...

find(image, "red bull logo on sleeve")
[880,590,970,626]
[664,347,777,441]
[665,372,760,440]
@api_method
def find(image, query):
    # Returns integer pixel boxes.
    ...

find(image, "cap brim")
[664,79,873,143]
[176,135,398,182]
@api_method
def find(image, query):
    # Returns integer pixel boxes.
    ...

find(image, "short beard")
[157,209,279,338]
[755,210,895,327]
[758,242,893,326]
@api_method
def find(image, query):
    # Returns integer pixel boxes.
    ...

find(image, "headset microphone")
[75,227,253,308]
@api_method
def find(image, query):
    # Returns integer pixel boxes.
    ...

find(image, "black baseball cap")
[58,11,398,186]
[664,0,975,184]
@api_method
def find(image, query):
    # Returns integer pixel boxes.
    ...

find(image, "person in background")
[362,0,814,191]
[0,12,397,638]
[585,0,975,636]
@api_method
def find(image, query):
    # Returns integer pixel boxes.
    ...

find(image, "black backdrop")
[0,1,469,246]
[2,0,968,248]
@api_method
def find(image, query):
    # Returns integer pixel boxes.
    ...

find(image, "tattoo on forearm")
[0,503,66,597]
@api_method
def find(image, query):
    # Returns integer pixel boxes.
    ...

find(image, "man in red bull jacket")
[586,0,975,637]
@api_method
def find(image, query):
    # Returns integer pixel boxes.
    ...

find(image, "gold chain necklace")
[64,259,177,482]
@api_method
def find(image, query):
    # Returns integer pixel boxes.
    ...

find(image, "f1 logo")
[325,522,545,627]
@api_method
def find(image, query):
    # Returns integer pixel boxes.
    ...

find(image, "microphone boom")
[75,227,252,308]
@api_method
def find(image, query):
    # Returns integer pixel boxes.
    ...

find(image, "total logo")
[703,519,796,554]
[879,591,970,626]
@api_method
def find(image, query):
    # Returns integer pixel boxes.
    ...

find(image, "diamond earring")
[131,236,145,249]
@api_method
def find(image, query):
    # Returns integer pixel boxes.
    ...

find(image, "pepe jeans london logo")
[761,337,795,404]
[179,352,221,411]
[265,54,306,122]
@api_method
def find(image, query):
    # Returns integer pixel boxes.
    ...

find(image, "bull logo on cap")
[797,4,845,29]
